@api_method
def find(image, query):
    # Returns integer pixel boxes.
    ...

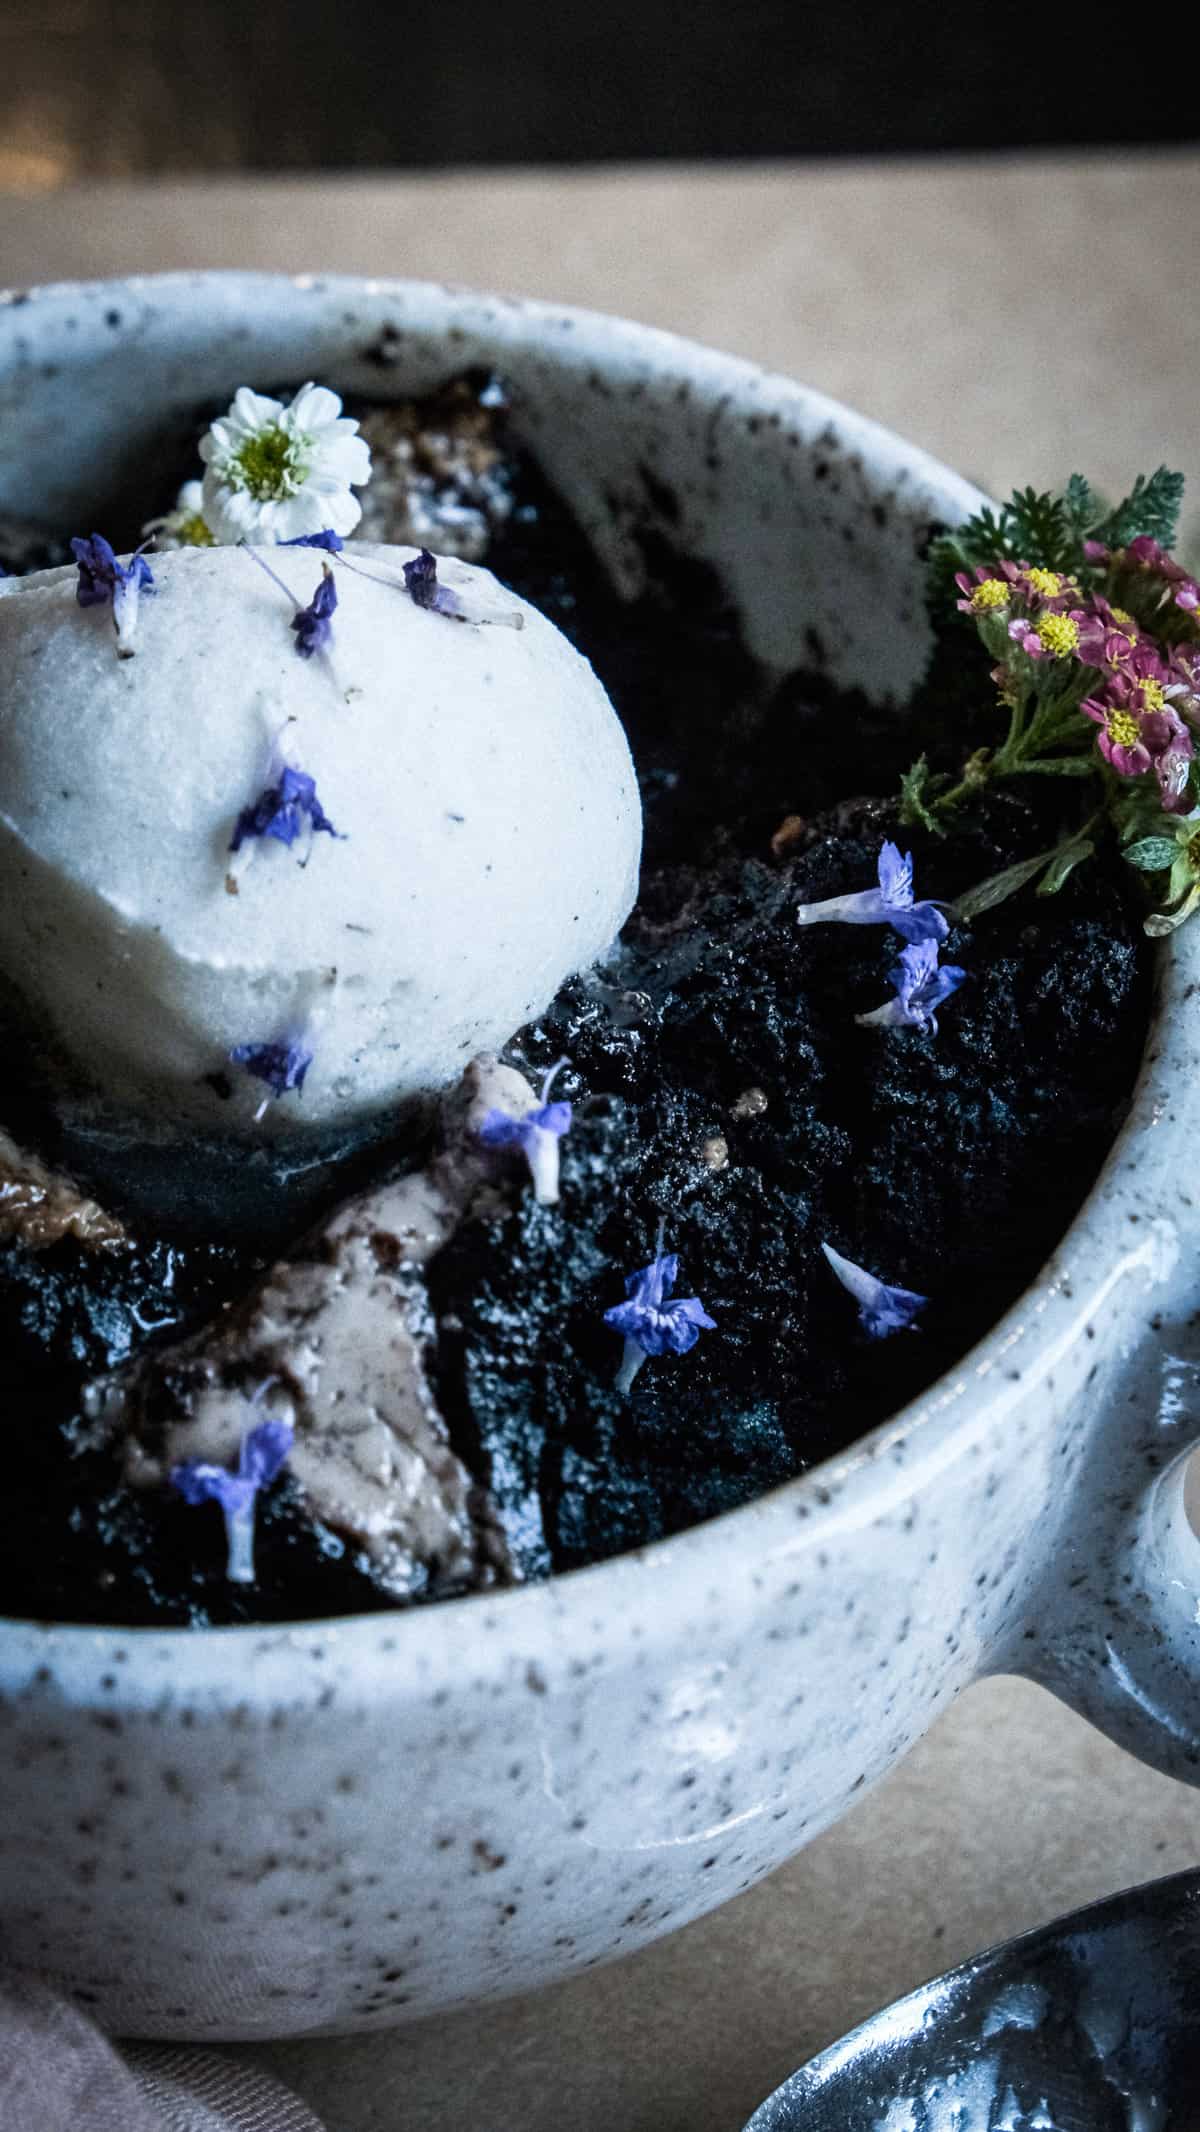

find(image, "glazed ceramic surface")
[744,1870,1200,2130]
[0,275,1198,2041]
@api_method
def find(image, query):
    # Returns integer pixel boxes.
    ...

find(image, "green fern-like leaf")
[1092,466,1185,550]
[926,486,1083,613]
[1064,472,1103,535]
[898,752,947,834]
[1003,487,1074,569]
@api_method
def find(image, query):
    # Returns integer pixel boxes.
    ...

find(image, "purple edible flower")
[856,938,967,1036]
[291,563,337,658]
[402,547,463,618]
[241,544,337,660]
[230,764,339,859]
[70,532,155,657]
[795,841,948,944]
[230,1037,313,1119]
[171,1416,294,1585]
[604,1236,716,1395]
[337,544,523,628]
[280,529,345,553]
[821,1242,926,1339]
[477,1059,573,1205]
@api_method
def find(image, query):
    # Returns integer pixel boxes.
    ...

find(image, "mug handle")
[1016,1280,1200,1783]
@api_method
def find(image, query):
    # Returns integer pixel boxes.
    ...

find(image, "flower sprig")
[477,1058,573,1205]
[71,533,155,657]
[171,1412,294,1585]
[904,469,1200,933]
[604,1228,716,1395]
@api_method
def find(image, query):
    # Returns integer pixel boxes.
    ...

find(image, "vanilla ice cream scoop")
[0,542,641,1133]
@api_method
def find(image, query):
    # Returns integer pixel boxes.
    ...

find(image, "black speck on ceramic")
[0,275,1198,2041]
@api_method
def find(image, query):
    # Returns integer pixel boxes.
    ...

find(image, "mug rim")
[0,269,1184,1666]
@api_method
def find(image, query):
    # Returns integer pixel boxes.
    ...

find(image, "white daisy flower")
[141,479,215,550]
[198,384,371,545]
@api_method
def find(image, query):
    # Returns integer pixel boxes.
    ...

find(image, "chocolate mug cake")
[0,372,1149,1627]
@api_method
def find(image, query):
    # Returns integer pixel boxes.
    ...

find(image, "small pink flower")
[1008,608,1087,660]
[1082,671,1190,780]
[1074,594,1140,670]
[954,566,1012,617]
[1174,578,1200,615]
[1016,565,1080,610]
[1084,538,1110,563]
[1125,535,1188,582]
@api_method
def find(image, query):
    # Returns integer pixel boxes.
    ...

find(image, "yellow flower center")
[1137,679,1167,712]
[178,512,214,547]
[1025,567,1063,597]
[1107,708,1142,749]
[1109,606,1136,628]
[970,578,1010,612]
[231,424,306,500]
[1035,613,1080,658]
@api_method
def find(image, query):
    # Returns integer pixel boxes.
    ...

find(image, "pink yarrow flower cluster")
[1081,645,1194,811]
[955,560,1081,623]
[958,541,1200,813]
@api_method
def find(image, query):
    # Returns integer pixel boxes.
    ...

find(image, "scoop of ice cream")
[0,542,641,1134]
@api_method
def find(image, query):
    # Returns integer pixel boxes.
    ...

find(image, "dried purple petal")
[796,840,949,944]
[171,1416,294,1584]
[291,564,337,658]
[821,1241,926,1338]
[241,544,337,661]
[230,764,339,856]
[280,529,345,552]
[856,939,967,1036]
[604,1240,716,1393]
[230,1038,313,1113]
[477,1059,573,1203]
[402,546,464,618]
[70,532,155,657]
[403,547,441,609]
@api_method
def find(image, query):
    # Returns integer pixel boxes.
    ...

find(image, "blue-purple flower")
[856,939,967,1036]
[241,544,337,660]
[402,547,464,619]
[604,1242,716,1394]
[230,764,340,861]
[70,532,155,657]
[280,529,345,553]
[821,1241,926,1339]
[795,841,948,944]
[291,563,338,658]
[230,1038,313,1118]
[338,543,523,628]
[171,1416,294,1585]
[477,1059,573,1205]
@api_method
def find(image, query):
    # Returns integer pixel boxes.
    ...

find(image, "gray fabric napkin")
[0,1975,326,2132]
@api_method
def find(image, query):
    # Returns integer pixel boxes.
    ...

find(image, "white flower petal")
[198,422,236,469]
[201,476,264,542]
[287,383,345,432]
[821,1242,882,1311]
[312,433,372,488]
[196,383,370,541]
[231,386,285,432]
[319,489,363,536]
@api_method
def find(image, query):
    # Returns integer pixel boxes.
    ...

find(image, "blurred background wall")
[0,0,1193,184]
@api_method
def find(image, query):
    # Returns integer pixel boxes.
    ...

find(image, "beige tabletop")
[4,152,1200,2132]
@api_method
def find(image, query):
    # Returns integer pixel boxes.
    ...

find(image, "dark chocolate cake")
[0,376,1149,1625]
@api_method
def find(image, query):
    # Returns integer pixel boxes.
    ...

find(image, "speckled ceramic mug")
[1,274,1198,2042]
